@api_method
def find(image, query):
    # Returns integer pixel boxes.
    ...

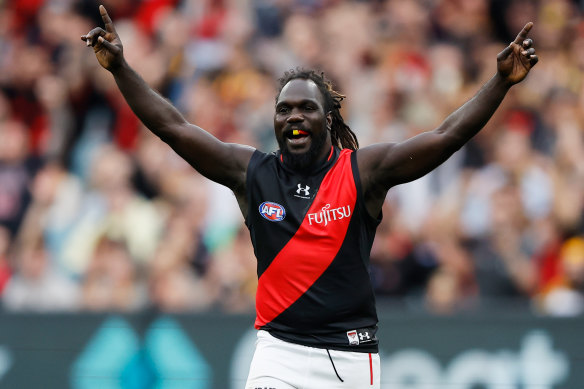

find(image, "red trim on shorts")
[369,353,373,385]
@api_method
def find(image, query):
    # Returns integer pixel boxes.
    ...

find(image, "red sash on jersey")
[255,150,357,328]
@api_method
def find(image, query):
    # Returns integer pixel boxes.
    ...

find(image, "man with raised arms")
[82,6,538,388]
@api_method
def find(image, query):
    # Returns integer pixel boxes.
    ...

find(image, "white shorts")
[245,330,380,389]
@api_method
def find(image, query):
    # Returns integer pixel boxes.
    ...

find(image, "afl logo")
[259,201,286,222]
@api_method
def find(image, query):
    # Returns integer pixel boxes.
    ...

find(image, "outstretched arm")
[81,6,254,194]
[358,22,539,216]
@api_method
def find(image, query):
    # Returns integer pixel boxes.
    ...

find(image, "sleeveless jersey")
[245,147,381,352]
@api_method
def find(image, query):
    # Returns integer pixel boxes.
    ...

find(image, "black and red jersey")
[244,147,381,352]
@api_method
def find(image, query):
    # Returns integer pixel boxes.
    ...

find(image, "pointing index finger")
[99,5,116,33]
[513,22,533,45]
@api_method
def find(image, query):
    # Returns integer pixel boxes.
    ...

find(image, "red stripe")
[255,150,356,328]
[369,353,373,385]
[326,145,334,161]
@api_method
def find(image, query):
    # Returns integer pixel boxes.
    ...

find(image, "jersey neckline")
[277,146,341,176]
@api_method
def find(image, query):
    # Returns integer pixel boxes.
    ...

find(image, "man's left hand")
[497,22,539,85]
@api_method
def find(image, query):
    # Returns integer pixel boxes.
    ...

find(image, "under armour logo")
[296,184,310,196]
[359,332,370,341]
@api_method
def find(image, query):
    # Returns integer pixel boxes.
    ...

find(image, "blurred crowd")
[1,0,584,317]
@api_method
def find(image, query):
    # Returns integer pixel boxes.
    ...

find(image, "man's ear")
[326,111,333,130]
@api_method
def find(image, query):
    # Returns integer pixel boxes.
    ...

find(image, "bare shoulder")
[225,142,257,170]
[355,143,398,187]
[217,142,256,191]
[355,143,398,218]
[166,122,256,191]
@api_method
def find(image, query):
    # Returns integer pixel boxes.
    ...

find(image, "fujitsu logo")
[307,204,351,226]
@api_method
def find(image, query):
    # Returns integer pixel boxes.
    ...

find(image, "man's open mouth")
[285,129,310,146]
[286,129,310,139]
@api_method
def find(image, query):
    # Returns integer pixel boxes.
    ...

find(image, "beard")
[279,128,328,172]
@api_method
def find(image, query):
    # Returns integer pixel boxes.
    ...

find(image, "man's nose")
[286,109,303,122]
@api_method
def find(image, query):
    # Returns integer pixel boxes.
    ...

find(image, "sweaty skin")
[81,6,538,220]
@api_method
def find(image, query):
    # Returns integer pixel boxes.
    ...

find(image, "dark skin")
[275,79,333,168]
[82,5,538,219]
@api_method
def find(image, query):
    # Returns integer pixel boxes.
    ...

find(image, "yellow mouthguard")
[293,130,299,136]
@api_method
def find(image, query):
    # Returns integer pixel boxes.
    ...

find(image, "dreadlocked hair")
[276,68,359,151]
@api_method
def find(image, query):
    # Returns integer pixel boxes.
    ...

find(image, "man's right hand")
[81,5,124,71]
